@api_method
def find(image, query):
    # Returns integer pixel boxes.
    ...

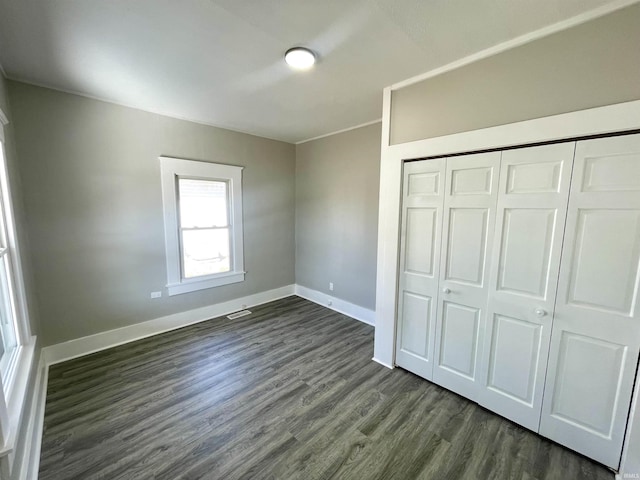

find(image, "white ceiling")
[0,0,631,143]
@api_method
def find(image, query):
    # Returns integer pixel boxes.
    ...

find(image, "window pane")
[182,228,230,278]
[178,178,228,228]
[0,257,16,360]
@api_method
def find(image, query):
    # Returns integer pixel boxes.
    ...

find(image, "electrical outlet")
[329,282,334,291]
[150,291,162,299]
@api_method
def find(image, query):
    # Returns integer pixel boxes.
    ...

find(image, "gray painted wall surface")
[0,74,40,337]
[390,3,640,145]
[295,123,381,311]
[8,81,295,346]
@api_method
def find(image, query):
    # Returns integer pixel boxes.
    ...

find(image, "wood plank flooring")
[39,296,614,480]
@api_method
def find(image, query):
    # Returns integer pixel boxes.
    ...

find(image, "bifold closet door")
[395,159,445,380]
[433,152,500,400]
[477,143,575,431]
[540,134,640,468]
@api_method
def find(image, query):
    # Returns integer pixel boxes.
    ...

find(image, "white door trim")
[374,98,640,472]
[375,98,640,368]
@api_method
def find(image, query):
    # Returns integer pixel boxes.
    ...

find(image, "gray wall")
[0,74,39,337]
[8,81,296,346]
[390,3,640,145]
[295,123,381,311]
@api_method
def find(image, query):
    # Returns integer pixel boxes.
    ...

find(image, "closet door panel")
[433,152,500,400]
[399,292,432,358]
[567,209,640,312]
[478,142,575,431]
[486,313,542,402]
[496,208,556,297]
[444,208,489,285]
[439,302,480,378]
[395,160,445,380]
[540,133,640,469]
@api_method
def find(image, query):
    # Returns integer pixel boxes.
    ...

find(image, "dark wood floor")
[40,296,614,480]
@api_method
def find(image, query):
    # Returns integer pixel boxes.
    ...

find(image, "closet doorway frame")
[373,91,640,476]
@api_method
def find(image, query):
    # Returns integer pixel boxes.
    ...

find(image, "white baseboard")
[42,284,295,366]
[294,284,375,326]
[372,357,394,369]
[41,283,377,367]
[29,283,376,479]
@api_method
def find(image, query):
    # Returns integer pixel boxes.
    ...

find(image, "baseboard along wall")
[42,284,375,366]
[42,284,296,366]
[19,284,377,480]
[294,284,375,326]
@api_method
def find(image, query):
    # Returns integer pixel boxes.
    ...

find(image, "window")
[0,116,31,396]
[0,240,18,377]
[0,108,35,457]
[160,157,245,295]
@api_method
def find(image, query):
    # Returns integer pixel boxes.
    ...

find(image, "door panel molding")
[540,133,640,469]
[433,152,500,401]
[395,160,446,380]
[477,142,575,432]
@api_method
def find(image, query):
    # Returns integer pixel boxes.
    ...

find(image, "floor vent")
[227,309,252,320]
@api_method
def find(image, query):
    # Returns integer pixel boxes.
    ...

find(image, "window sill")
[167,271,245,296]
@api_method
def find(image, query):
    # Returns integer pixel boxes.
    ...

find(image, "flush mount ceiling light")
[284,47,316,70]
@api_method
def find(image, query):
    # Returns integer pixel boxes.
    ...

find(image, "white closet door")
[477,143,575,431]
[433,152,500,400]
[540,133,640,468]
[395,159,445,380]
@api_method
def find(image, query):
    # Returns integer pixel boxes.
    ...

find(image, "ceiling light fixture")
[284,47,316,70]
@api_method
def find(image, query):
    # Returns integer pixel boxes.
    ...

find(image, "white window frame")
[0,107,36,460]
[160,156,245,296]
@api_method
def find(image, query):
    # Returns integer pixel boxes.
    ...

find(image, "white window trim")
[0,115,31,345]
[159,156,245,296]
[0,107,36,461]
